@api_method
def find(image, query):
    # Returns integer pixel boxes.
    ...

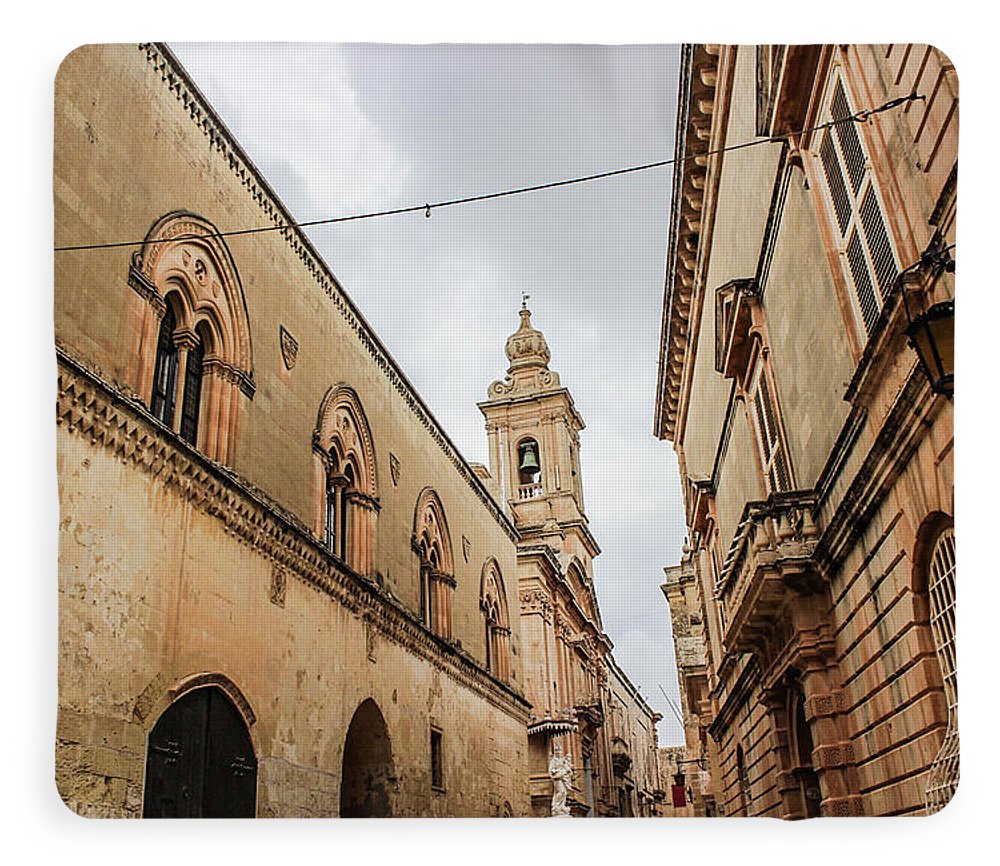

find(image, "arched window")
[313,385,379,576]
[150,300,180,428]
[413,489,455,639]
[480,559,511,681]
[923,525,958,813]
[129,212,254,464]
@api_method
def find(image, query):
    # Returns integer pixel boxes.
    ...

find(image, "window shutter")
[816,69,901,341]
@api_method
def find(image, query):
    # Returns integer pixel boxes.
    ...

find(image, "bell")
[519,447,540,474]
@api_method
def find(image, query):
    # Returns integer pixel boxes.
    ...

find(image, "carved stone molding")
[269,567,287,608]
[519,589,552,621]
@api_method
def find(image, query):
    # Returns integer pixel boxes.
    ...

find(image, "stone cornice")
[654,44,723,442]
[55,349,530,721]
[477,386,586,432]
[142,43,518,546]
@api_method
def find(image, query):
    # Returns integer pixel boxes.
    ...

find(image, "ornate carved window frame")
[480,558,511,681]
[128,211,254,465]
[413,488,456,639]
[312,384,380,576]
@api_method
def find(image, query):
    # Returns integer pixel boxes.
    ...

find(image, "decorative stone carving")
[389,452,400,486]
[279,325,298,370]
[519,589,552,621]
[269,567,287,608]
[462,535,471,563]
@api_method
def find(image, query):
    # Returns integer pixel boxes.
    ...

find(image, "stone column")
[789,598,864,817]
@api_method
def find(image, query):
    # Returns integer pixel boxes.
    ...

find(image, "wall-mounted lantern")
[900,246,955,398]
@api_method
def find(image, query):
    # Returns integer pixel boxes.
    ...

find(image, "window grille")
[924,528,958,813]
[816,73,900,339]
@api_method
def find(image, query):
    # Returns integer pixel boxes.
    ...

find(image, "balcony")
[716,492,823,654]
[518,482,544,500]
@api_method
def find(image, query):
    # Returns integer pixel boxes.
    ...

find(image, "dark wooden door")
[143,687,257,818]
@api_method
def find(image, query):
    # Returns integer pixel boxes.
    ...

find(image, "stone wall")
[54,43,532,817]
[656,44,957,818]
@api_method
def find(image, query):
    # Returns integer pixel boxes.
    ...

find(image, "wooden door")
[143,687,257,818]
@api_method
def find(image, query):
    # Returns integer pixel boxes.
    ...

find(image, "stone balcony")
[517,482,544,500]
[716,492,824,654]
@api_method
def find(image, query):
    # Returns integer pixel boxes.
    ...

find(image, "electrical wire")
[54,93,924,253]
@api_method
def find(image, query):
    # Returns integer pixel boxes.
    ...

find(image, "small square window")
[430,728,444,791]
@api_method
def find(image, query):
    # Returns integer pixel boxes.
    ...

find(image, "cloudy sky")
[170,43,689,743]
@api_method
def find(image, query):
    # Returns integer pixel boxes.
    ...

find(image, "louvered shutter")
[816,71,901,339]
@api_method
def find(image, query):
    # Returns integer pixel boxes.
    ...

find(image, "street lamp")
[899,246,955,398]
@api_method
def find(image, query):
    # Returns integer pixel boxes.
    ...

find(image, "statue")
[548,743,574,817]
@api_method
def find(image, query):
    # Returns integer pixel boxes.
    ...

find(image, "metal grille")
[924,528,959,813]
[820,130,851,235]
[860,186,899,300]
[833,82,866,193]
[847,229,880,336]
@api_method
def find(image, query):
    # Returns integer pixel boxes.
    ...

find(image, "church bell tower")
[478,301,598,563]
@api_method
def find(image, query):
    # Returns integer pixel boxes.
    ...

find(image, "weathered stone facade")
[654,45,957,817]
[55,43,531,818]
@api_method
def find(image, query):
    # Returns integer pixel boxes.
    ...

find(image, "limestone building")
[654,45,956,817]
[479,305,663,817]
[54,43,531,818]
[661,553,716,817]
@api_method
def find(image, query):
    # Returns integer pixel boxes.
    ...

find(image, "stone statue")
[548,743,574,817]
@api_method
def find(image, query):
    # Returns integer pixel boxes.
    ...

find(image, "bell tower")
[478,301,598,563]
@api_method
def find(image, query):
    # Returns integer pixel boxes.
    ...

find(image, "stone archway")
[142,685,257,818]
[340,699,394,818]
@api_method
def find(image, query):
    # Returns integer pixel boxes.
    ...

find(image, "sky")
[170,43,689,744]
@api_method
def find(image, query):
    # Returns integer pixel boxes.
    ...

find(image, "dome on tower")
[505,305,551,372]
[485,301,562,399]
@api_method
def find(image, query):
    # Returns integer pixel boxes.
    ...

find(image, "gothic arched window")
[129,212,254,464]
[480,559,511,680]
[150,300,180,428]
[413,489,455,639]
[313,385,379,576]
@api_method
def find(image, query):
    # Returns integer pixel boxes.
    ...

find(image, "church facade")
[654,45,957,817]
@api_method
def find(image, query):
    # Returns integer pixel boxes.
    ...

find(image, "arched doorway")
[143,686,257,818]
[340,699,394,817]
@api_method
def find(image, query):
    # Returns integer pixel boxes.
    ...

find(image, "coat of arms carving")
[280,325,299,370]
